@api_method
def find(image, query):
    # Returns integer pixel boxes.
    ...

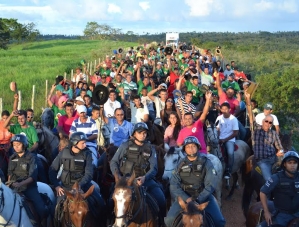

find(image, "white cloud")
[255,0,274,11]
[184,0,223,17]
[139,2,150,11]
[107,3,122,14]
[280,0,298,13]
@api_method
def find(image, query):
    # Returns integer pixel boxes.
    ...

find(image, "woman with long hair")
[164,111,181,147]
[160,97,176,128]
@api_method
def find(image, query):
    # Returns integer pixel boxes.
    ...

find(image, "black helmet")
[182,136,201,152]
[281,151,299,169]
[70,132,87,146]
[132,122,148,135]
[11,134,28,149]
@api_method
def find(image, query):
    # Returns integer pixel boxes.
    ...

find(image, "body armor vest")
[120,140,152,178]
[179,155,207,198]
[60,148,87,187]
[9,151,32,182]
[273,171,299,214]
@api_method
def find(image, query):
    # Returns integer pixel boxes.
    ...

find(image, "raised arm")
[47,84,56,108]
[13,94,19,111]
[199,91,212,123]
[147,85,162,102]
[214,70,223,96]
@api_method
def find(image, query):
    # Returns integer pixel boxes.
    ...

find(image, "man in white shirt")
[103,90,121,118]
[72,67,86,85]
[255,102,280,134]
[129,96,149,125]
[216,102,239,179]
[140,87,156,121]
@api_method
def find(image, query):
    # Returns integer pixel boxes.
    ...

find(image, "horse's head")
[178,196,209,227]
[41,107,54,130]
[64,182,94,227]
[163,146,184,181]
[112,172,136,227]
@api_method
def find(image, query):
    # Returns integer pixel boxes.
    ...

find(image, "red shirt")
[58,114,78,135]
[177,119,207,154]
[219,92,239,114]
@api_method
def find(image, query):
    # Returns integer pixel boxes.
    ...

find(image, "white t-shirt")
[153,96,165,118]
[130,102,149,124]
[141,96,154,112]
[255,113,279,126]
[200,72,214,86]
[103,99,121,117]
[72,73,87,83]
[215,114,239,142]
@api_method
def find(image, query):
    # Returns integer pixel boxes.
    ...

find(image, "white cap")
[160,83,168,89]
[77,105,87,113]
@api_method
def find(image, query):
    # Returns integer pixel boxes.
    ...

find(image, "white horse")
[0,179,56,227]
[163,145,224,207]
[206,124,251,199]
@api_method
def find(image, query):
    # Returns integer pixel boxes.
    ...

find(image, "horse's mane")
[115,176,131,189]
[186,202,202,215]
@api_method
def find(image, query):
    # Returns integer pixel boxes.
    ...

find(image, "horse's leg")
[242,173,255,218]
[226,172,238,200]
[225,178,230,190]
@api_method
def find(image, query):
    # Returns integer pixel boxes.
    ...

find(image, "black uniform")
[8,151,47,220]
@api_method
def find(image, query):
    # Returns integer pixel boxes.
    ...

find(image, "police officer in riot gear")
[259,151,299,227]
[7,134,48,226]
[49,132,106,223]
[110,122,166,223]
[165,136,226,227]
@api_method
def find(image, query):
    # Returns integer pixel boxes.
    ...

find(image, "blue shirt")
[108,118,133,147]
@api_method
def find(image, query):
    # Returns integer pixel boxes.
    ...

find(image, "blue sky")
[1,0,298,35]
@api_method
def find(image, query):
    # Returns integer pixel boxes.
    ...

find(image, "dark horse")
[112,172,159,227]
[0,144,9,181]
[242,132,294,218]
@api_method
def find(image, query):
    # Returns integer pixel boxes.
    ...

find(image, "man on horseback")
[49,132,106,223]
[259,151,299,227]
[110,122,166,225]
[215,102,239,179]
[165,136,226,227]
[7,134,48,226]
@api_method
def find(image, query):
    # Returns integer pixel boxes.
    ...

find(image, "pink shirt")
[58,115,78,135]
[219,92,239,114]
[164,125,177,147]
[177,119,207,154]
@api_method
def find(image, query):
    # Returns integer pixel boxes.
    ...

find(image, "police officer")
[7,134,48,226]
[110,122,166,223]
[48,132,106,221]
[165,136,226,227]
[259,151,299,227]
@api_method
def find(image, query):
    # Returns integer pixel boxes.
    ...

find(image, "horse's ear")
[178,196,187,211]
[127,172,135,186]
[196,201,209,211]
[72,181,79,191]
[82,185,95,199]
[65,190,73,199]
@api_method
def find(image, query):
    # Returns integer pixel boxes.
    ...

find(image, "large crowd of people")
[1,43,297,227]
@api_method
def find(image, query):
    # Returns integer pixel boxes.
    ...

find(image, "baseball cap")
[160,83,168,89]
[226,86,235,92]
[55,75,64,85]
[264,102,273,110]
[77,105,87,113]
[55,84,64,92]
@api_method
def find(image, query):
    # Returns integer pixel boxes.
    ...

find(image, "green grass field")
[0,39,137,116]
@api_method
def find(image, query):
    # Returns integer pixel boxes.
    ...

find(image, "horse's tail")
[241,164,254,218]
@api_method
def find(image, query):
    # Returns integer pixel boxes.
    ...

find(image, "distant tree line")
[0,18,40,49]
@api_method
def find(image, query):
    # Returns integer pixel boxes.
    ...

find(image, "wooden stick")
[31,85,35,110]
[71,69,74,81]
[0,98,2,119]
[18,90,21,110]
[94,60,96,71]
[64,72,67,80]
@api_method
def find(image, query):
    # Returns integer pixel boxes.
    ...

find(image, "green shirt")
[179,62,188,74]
[9,124,39,149]
[100,68,111,76]
[221,81,240,92]
[185,80,202,104]
[52,104,66,128]
[137,80,152,95]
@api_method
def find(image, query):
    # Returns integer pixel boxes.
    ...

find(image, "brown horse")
[62,181,95,227]
[112,172,158,227]
[242,132,293,217]
[172,196,212,227]
[246,201,299,227]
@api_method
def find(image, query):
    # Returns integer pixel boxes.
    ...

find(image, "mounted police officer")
[7,134,48,227]
[49,131,106,223]
[259,151,299,227]
[110,122,166,224]
[165,136,226,227]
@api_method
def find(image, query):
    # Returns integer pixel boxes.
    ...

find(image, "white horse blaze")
[114,189,127,227]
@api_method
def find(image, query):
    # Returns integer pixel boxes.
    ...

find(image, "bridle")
[181,208,205,227]
[206,124,222,159]
[37,126,57,155]
[0,186,23,227]
[114,185,144,226]
[63,197,89,227]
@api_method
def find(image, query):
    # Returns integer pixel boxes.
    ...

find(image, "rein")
[114,185,145,226]
[0,187,23,227]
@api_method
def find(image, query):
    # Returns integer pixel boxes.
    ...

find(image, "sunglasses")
[166,100,173,103]
[27,116,34,119]
[264,120,273,124]
[116,114,124,116]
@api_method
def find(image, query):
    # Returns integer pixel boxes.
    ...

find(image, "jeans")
[224,141,235,173]
[23,184,48,220]
[238,120,247,141]
[259,211,299,227]
[148,110,156,122]
[165,194,225,227]
[257,156,277,181]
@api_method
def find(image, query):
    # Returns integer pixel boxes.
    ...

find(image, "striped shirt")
[69,116,98,148]
[176,97,196,116]
[253,124,283,160]
[122,80,137,95]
